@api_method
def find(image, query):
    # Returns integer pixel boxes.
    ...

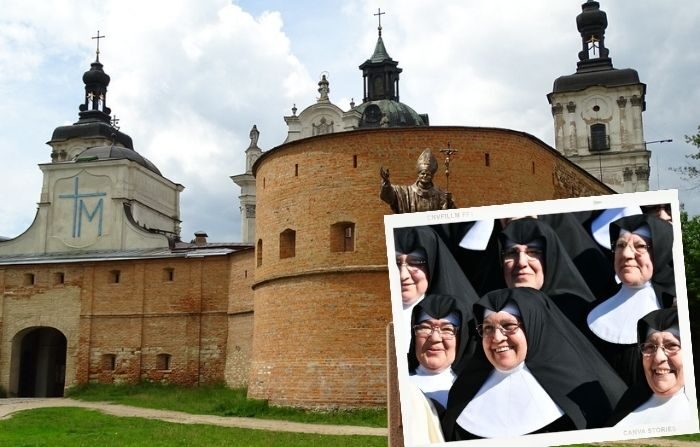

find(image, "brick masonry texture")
[250,126,611,408]
[1,126,610,408]
[0,249,255,395]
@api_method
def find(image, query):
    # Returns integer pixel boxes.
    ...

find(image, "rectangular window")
[110,270,121,284]
[53,272,65,285]
[163,267,175,282]
[23,273,35,286]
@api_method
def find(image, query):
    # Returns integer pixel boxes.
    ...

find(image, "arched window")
[589,124,609,151]
[280,229,296,259]
[331,222,355,252]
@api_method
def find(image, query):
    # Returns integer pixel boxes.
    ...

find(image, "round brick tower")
[248,126,611,408]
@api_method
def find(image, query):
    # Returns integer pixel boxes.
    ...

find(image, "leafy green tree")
[680,211,700,392]
[672,125,700,181]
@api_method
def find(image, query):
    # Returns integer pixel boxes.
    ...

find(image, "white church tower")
[548,0,650,193]
[231,125,262,244]
[0,47,183,256]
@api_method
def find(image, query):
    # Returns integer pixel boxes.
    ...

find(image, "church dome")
[354,99,428,128]
[76,145,161,176]
[82,60,111,87]
[576,1,608,32]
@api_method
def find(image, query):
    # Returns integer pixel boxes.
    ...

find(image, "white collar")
[616,387,690,426]
[587,283,660,344]
[456,363,564,437]
[410,366,456,408]
[458,219,494,251]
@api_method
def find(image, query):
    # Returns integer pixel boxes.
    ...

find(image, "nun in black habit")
[441,288,627,441]
[407,293,478,412]
[498,217,597,331]
[609,308,691,426]
[430,220,507,296]
[587,214,675,386]
[539,211,618,300]
[393,226,479,353]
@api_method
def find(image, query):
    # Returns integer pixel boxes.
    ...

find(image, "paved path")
[0,398,387,437]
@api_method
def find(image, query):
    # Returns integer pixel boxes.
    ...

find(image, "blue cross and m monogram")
[58,176,107,238]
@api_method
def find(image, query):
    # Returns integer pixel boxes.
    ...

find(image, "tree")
[680,211,700,393]
[672,125,700,182]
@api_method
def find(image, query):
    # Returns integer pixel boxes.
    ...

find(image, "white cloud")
[1,0,699,243]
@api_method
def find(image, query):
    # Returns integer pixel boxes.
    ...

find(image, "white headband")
[483,302,521,319]
[396,248,427,259]
[417,311,461,326]
[503,238,544,250]
[646,325,680,341]
[620,224,651,240]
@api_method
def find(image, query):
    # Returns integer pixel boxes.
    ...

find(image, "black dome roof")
[76,145,161,175]
[552,67,642,93]
[354,99,428,128]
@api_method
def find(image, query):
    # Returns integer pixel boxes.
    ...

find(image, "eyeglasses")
[476,322,522,338]
[397,258,428,272]
[502,247,543,262]
[413,324,458,339]
[613,240,652,255]
[640,342,681,357]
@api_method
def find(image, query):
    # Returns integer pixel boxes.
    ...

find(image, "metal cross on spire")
[440,143,458,192]
[374,8,385,35]
[92,30,106,61]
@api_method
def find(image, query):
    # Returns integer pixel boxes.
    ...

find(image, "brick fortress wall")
[0,249,254,395]
[250,126,611,408]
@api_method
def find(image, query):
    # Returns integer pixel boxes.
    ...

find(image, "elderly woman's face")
[642,331,684,396]
[614,233,654,286]
[481,311,527,371]
[502,244,545,290]
[414,317,458,373]
[397,254,429,305]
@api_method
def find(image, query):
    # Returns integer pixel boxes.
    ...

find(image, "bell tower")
[547,0,650,193]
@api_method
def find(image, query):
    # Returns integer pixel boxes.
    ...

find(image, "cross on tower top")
[374,8,385,35]
[92,30,106,61]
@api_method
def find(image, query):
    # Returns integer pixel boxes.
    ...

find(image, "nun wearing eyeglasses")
[394,226,479,354]
[586,214,675,386]
[441,287,626,441]
[498,217,597,332]
[407,293,476,413]
[609,308,690,426]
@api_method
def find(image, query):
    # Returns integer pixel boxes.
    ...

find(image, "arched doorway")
[11,327,67,397]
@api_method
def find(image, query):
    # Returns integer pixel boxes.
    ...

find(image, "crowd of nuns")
[393,203,691,444]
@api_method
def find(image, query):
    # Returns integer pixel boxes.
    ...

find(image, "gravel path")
[1,398,697,445]
[0,398,387,436]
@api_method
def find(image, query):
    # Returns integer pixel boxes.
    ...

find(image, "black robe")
[540,211,618,300]
[587,214,675,387]
[430,220,507,296]
[499,217,597,332]
[442,288,627,441]
[394,226,480,370]
[607,308,681,425]
[408,293,478,378]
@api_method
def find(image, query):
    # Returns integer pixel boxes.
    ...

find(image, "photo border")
[384,189,699,447]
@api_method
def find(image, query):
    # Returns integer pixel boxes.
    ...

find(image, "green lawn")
[0,407,386,447]
[67,383,387,428]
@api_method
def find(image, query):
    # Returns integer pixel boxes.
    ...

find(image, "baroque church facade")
[1,1,641,408]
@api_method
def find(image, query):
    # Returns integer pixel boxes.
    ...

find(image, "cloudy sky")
[1,0,698,242]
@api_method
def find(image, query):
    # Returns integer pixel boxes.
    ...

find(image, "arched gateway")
[10,327,67,397]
